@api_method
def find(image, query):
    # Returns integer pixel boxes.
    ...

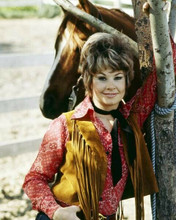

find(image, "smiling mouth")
[103,93,118,98]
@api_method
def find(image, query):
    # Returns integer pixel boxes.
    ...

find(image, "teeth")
[104,94,117,97]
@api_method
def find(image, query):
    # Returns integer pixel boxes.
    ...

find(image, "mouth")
[103,93,118,98]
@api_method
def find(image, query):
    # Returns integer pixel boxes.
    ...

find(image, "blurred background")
[0,1,151,219]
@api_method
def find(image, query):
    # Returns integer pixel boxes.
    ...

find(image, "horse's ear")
[78,0,100,18]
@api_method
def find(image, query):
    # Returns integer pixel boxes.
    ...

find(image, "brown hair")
[78,32,134,95]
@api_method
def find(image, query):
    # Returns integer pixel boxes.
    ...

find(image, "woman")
[23,32,175,220]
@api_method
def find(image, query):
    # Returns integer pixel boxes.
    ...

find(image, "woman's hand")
[53,205,81,220]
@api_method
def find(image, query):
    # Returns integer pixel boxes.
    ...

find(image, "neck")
[92,102,118,115]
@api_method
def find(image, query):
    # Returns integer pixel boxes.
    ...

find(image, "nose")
[44,94,56,108]
[106,79,116,90]
[39,93,57,119]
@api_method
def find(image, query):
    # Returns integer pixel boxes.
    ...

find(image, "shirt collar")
[71,95,133,120]
[71,96,94,120]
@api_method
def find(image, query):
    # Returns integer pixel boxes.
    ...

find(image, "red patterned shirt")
[23,39,176,219]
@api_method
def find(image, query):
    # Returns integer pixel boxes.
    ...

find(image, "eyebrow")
[97,71,124,76]
[114,72,124,76]
[97,73,106,76]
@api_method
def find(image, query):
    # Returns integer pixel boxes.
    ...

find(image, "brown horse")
[40,0,141,119]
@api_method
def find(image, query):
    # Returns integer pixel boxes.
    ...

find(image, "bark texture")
[132,0,153,80]
[155,115,176,220]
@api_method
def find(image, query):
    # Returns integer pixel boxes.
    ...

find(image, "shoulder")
[47,113,68,134]
[40,114,69,149]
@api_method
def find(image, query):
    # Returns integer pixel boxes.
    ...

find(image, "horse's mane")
[55,15,68,50]
[54,4,135,55]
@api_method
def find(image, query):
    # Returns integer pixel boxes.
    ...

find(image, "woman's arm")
[22,114,69,219]
[130,37,176,128]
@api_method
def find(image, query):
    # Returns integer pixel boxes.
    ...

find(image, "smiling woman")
[23,32,160,220]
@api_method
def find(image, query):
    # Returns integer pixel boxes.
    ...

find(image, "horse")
[40,0,141,119]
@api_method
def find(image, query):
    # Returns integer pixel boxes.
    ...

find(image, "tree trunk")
[154,116,176,219]
[147,0,176,219]
[148,0,175,107]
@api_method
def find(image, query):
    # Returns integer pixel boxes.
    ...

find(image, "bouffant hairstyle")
[78,32,134,96]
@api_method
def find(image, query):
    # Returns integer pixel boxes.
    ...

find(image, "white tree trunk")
[147,0,176,219]
[148,0,175,108]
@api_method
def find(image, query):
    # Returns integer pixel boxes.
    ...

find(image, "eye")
[75,46,80,53]
[97,76,106,81]
[114,75,124,80]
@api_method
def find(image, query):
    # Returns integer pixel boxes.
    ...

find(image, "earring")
[121,99,126,104]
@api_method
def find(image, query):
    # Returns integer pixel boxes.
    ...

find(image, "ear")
[78,0,100,19]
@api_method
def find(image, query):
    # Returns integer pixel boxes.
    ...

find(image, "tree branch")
[53,0,138,58]
[169,0,176,43]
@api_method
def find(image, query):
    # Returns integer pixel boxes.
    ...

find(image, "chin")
[103,102,119,109]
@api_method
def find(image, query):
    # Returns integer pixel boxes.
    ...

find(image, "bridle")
[68,75,83,110]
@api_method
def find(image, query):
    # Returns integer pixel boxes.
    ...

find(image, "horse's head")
[40,0,140,119]
[40,0,101,119]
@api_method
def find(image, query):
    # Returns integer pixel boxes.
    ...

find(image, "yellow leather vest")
[52,111,107,219]
[52,111,158,220]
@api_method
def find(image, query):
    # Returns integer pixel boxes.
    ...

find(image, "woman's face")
[91,68,126,111]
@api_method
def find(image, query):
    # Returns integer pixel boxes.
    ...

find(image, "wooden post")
[147,0,176,219]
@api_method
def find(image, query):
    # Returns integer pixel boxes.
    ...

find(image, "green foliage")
[0,5,61,19]
[0,6,37,18]
[93,0,114,6]
[38,5,61,18]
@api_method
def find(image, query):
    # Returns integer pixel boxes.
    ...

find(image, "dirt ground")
[0,18,152,219]
[0,18,60,220]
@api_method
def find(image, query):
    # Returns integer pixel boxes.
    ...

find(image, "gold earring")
[121,99,126,104]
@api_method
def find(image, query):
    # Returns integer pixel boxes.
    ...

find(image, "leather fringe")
[72,121,101,220]
[134,139,144,220]
[116,201,126,220]
[72,119,144,220]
